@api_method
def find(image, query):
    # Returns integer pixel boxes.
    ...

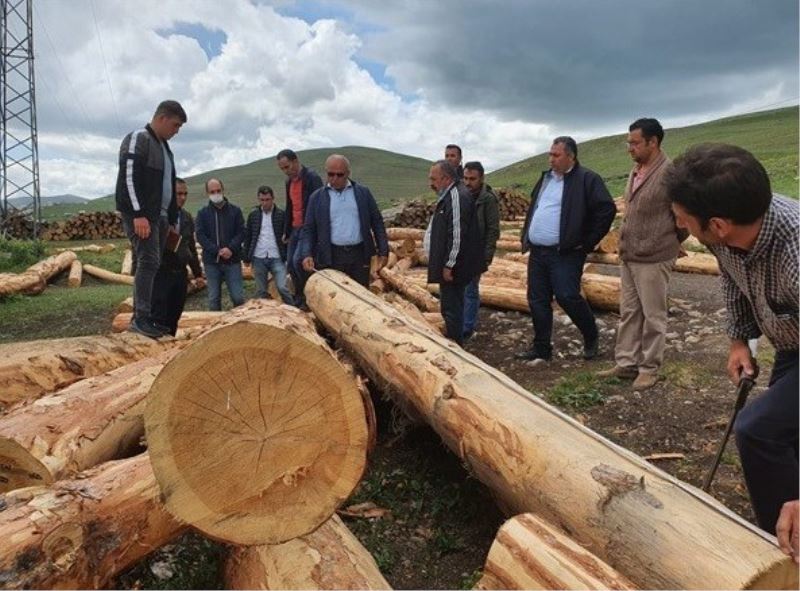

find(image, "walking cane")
[702,340,759,492]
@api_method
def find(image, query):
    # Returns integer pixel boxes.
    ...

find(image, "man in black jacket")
[424,160,480,345]
[151,178,204,335]
[243,186,292,304]
[516,136,615,362]
[115,100,187,338]
[276,149,323,307]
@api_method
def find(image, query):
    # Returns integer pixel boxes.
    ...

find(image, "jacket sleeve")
[283,179,292,240]
[195,209,219,258]
[119,131,150,215]
[229,208,246,256]
[298,193,319,261]
[584,173,616,251]
[484,192,501,264]
[307,170,324,194]
[184,214,203,278]
[445,187,462,268]
[366,189,389,257]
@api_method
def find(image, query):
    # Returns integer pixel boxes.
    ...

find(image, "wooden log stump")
[224,514,391,589]
[144,300,369,545]
[304,270,796,590]
[67,259,82,288]
[83,264,135,285]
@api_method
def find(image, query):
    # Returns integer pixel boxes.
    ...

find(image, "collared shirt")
[160,142,172,218]
[328,181,362,245]
[528,171,564,246]
[254,209,280,259]
[289,177,304,228]
[709,195,799,351]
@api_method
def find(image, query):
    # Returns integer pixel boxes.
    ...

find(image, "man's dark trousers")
[440,281,467,346]
[734,350,799,534]
[330,244,369,287]
[122,214,169,324]
[151,267,188,336]
[526,245,598,356]
[287,231,308,306]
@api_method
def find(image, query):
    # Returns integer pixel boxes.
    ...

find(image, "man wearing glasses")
[299,154,389,287]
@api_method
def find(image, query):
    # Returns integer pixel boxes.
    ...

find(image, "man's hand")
[372,256,388,280]
[133,217,151,239]
[727,340,757,385]
[194,276,206,289]
[442,267,454,283]
[302,257,316,272]
[218,247,233,260]
[776,499,799,563]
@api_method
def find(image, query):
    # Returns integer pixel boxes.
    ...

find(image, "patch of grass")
[661,360,717,389]
[539,371,617,410]
[0,239,46,272]
[721,450,742,469]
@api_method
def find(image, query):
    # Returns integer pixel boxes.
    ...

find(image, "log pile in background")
[40,211,125,241]
[1,209,40,239]
[389,188,530,227]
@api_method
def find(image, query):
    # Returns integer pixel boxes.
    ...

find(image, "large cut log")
[0,454,184,589]
[305,270,796,590]
[82,264,134,285]
[111,311,223,333]
[0,271,46,296]
[145,300,369,545]
[0,350,178,492]
[378,265,439,312]
[121,248,133,275]
[67,259,82,288]
[0,332,176,409]
[386,227,425,241]
[224,514,391,590]
[27,250,77,282]
[477,513,636,590]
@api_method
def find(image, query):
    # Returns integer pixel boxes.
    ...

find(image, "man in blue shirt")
[300,155,389,288]
[516,136,616,362]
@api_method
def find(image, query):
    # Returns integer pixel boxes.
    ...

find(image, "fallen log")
[111,311,223,333]
[121,249,133,275]
[596,229,620,254]
[67,259,82,288]
[382,292,443,335]
[82,264,134,285]
[0,271,46,297]
[378,264,440,312]
[386,227,425,241]
[0,332,176,409]
[117,296,134,313]
[27,250,77,282]
[55,243,115,254]
[494,239,522,252]
[389,238,417,258]
[477,513,636,590]
[305,270,796,590]
[224,514,391,590]
[674,251,720,275]
[145,300,369,545]
[0,454,185,589]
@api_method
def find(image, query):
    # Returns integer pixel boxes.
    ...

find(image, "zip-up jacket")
[521,163,615,254]
[243,205,288,263]
[115,123,178,224]
[195,199,245,265]
[427,182,481,285]
[474,183,500,272]
[159,209,203,277]
[284,165,324,239]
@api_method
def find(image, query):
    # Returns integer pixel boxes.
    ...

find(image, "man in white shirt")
[243,186,292,304]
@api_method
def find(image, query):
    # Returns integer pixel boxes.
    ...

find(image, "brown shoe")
[632,372,659,390]
[597,365,638,379]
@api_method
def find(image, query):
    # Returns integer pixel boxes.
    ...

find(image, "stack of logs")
[390,187,530,227]
[40,211,125,241]
[1,209,40,239]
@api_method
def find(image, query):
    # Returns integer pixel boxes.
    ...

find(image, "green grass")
[538,371,620,410]
[661,360,717,390]
[0,239,47,272]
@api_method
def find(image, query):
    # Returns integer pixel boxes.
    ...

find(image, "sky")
[16,0,800,198]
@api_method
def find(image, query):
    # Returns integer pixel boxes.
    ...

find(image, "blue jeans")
[526,245,597,355]
[205,262,245,311]
[252,257,292,304]
[463,274,481,336]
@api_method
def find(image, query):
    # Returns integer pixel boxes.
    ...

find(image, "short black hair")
[276,149,298,161]
[463,161,484,176]
[665,143,772,229]
[204,177,225,192]
[445,144,462,158]
[552,136,578,158]
[434,159,459,182]
[154,100,187,122]
[257,185,274,196]
[630,118,664,146]
[175,177,186,185]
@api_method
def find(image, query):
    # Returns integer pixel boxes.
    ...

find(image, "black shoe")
[152,321,172,334]
[462,330,474,341]
[583,337,600,360]
[128,318,165,339]
[514,349,552,362]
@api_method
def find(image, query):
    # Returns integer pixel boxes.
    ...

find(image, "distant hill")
[10,194,89,209]
[487,107,799,198]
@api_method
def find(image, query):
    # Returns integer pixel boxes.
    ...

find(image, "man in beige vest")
[598,118,687,389]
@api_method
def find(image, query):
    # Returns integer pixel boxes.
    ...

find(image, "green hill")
[487,107,799,198]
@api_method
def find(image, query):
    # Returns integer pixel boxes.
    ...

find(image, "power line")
[89,0,121,136]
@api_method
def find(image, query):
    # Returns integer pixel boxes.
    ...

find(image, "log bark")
[477,513,636,590]
[112,311,223,333]
[82,264,135,285]
[305,270,796,590]
[144,300,369,545]
[224,514,391,590]
[27,251,77,282]
[121,249,133,275]
[378,265,439,312]
[67,259,82,288]
[0,271,46,297]
[386,227,425,241]
[0,332,176,410]
[0,454,184,589]
[381,292,444,335]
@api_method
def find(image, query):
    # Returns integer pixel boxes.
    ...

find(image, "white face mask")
[209,193,224,204]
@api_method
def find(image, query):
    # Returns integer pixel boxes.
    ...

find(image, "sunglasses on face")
[327,172,346,178]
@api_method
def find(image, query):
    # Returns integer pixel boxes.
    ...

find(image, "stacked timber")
[1,210,42,239]
[389,188,530,227]
[495,187,529,220]
[40,211,125,241]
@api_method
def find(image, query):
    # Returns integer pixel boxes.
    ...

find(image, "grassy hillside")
[487,107,799,198]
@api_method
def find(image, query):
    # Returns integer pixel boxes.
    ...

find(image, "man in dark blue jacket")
[299,154,388,288]
[243,186,292,304]
[516,136,615,362]
[195,178,246,310]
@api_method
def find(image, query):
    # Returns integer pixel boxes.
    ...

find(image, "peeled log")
[83,264,134,285]
[305,270,796,590]
[386,227,425,241]
[0,271,46,296]
[596,229,620,254]
[118,296,134,313]
[674,251,720,275]
[494,239,522,252]
[224,514,391,590]
[478,513,636,590]
[111,311,223,333]
[121,249,133,275]
[67,259,82,288]
[144,300,369,545]
[0,454,184,589]
[0,332,176,409]
[27,251,77,282]
[378,265,439,312]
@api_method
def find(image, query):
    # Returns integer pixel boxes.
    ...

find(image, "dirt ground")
[114,263,771,590]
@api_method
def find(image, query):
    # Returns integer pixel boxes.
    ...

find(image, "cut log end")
[0,439,52,492]
[145,320,368,545]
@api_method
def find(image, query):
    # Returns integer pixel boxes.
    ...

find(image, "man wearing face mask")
[195,178,246,310]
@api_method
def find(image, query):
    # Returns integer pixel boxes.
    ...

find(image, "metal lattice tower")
[1,0,41,235]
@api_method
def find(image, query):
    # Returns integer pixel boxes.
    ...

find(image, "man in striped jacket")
[115,100,187,338]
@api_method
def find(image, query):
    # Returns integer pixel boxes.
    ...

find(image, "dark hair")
[257,185,274,196]
[552,136,578,158]
[434,159,459,181]
[630,118,664,145]
[175,177,186,185]
[665,143,772,229]
[276,149,298,161]
[445,144,462,158]
[204,177,225,192]
[463,161,484,176]
[154,100,187,122]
